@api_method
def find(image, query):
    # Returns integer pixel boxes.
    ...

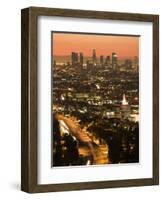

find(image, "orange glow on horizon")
[53,33,139,58]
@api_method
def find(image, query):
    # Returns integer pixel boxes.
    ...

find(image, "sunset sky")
[52,32,139,58]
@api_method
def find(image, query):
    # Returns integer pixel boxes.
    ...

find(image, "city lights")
[52,34,139,167]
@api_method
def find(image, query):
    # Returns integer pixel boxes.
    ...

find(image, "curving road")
[55,114,109,165]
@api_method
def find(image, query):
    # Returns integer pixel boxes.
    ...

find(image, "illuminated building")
[92,49,97,65]
[71,52,78,65]
[100,55,104,66]
[79,52,84,66]
[121,94,131,119]
[122,94,128,106]
[112,52,118,70]
[105,56,110,66]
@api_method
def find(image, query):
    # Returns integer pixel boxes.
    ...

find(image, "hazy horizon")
[53,55,137,63]
[53,33,139,58]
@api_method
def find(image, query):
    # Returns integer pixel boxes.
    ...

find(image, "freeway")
[55,114,109,165]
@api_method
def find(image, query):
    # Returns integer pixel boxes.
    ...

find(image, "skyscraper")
[100,55,104,66]
[105,56,110,66]
[92,49,97,65]
[112,52,118,70]
[71,52,78,66]
[79,52,84,66]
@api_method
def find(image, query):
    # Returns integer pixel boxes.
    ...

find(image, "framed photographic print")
[21,7,159,193]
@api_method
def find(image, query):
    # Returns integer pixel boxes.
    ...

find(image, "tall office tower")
[92,49,97,65]
[71,52,78,65]
[79,52,84,66]
[105,55,110,66]
[112,52,118,70]
[100,55,104,66]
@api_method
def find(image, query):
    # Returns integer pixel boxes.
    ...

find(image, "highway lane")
[55,114,109,165]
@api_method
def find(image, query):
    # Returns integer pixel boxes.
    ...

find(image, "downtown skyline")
[53,32,139,59]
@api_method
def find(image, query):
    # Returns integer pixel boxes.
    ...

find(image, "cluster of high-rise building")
[71,49,115,67]
[71,52,84,66]
[70,49,138,72]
